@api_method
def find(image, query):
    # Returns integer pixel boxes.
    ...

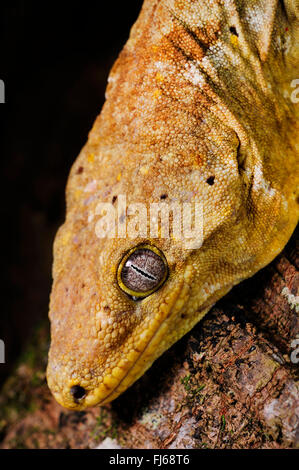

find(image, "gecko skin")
[47,0,299,410]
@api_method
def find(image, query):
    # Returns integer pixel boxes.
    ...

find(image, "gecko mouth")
[65,272,196,409]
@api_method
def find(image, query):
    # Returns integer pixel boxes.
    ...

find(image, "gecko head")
[47,225,209,410]
[47,160,252,411]
[46,120,262,411]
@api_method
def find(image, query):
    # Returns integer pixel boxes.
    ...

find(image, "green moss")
[0,321,50,428]
[31,371,46,387]
[181,374,191,391]
[181,374,206,404]
[90,408,119,442]
[199,442,209,448]
[221,414,226,431]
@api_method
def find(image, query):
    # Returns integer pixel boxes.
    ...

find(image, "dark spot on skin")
[229,26,238,36]
[160,194,168,200]
[296,195,299,204]
[76,166,84,174]
[104,305,110,311]
[112,195,117,204]
[70,385,86,401]
[81,283,85,288]
[206,176,215,185]
[181,313,186,318]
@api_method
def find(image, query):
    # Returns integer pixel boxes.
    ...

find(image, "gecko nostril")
[70,385,86,401]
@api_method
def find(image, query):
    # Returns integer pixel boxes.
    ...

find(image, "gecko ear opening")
[117,244,168,299]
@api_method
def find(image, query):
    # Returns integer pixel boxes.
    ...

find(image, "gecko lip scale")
[77,276,187,408]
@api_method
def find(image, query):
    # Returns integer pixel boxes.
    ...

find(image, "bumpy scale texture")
[47,0,299,410]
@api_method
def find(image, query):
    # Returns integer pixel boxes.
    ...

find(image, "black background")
[0,1,142,385]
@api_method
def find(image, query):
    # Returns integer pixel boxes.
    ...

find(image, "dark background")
[0,1,142,385]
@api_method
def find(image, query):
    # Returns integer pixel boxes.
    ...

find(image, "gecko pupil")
[121,248,166,293]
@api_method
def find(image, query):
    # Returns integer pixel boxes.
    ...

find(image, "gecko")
[47,0,299,410]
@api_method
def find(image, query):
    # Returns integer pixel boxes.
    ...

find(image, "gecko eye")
[117,244,168,298]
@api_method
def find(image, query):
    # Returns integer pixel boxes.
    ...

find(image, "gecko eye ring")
[117,244,168,298]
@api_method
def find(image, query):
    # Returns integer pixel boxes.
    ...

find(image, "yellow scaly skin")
[47,0,299,410]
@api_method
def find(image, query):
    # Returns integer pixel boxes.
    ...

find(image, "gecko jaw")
[86,280,188,408]
[49,267,195,410]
